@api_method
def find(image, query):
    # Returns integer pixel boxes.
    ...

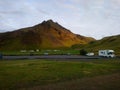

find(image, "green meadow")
[0,59,120,90]
[1,49,80,55]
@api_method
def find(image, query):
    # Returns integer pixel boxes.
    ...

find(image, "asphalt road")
[2,55,100,60]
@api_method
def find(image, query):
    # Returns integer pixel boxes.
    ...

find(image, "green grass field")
[0,59,120,90]
[1,49,80,55]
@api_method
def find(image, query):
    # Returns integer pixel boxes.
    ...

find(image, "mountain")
[72,34,120,55]
[0,20,95,50]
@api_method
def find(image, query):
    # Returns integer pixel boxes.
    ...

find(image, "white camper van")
[98,50,115,58]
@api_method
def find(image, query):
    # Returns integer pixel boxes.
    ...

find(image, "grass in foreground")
[24,73,120,90]
[0,59,120,90]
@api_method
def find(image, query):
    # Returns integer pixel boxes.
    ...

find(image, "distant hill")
[0,20,95,50]
[72,35,120,55]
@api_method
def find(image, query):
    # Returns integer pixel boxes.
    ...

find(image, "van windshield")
[108,52,114,55]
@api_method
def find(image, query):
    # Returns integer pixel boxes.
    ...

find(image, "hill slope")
[0,20,95,50]
[72,35,120,55]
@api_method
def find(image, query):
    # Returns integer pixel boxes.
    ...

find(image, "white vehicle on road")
[86,52,94,56]
[98,50,115,58]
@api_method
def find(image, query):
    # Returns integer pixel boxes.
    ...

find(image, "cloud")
[0,0,50,30]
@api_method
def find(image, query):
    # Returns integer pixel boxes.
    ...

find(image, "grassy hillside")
[72,35,120,55]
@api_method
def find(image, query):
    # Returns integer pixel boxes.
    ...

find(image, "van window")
[108,52,114,55]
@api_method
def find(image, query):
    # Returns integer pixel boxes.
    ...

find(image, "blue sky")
[0,0,120,39]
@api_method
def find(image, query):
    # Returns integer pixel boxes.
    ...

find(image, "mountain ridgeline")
[0,20,95,50]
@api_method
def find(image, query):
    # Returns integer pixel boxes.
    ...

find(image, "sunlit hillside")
[0,20,94,51]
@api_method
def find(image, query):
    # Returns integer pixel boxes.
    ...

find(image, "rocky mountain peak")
[41,19,54,25]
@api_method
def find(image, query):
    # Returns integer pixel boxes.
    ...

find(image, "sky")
[0,0,120,39]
